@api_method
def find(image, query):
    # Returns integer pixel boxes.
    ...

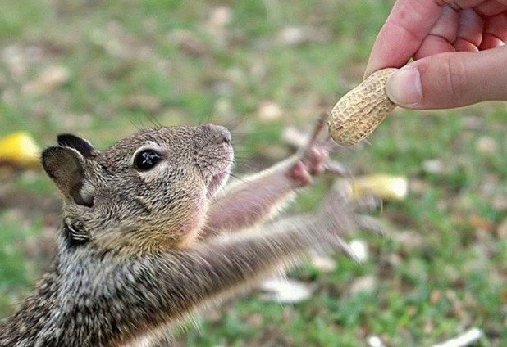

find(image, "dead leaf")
[348,275,377,295]
[469,215,495,232]
[310,254,336,272]
[259,277,314,303]
[348,239,368,262]
[277,26,330,46]
[258,101,283,122]
[422,159,444,174]
[497,219,507,238]
[169,30,208,57]
[24,65,70,94]
[476,136,497,154]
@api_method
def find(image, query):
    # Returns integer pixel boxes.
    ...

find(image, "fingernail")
[386,65,422,107]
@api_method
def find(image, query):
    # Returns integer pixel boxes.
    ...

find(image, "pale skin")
[365,0,507,109]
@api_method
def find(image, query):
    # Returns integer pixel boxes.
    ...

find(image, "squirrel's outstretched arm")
[111,227,338,345]
[6,214,345,347]
[105,197,354,346]
[204,157,303,234]
[204,117,331,236]
[0,205,355,347]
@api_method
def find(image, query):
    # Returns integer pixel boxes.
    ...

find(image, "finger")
[454,8,484,51]
[481,33,505,47]
[476,0,507,16]
[386,45,507,109]
[414,5,460,59]
[480,12,507,48]
[365,0,443,77]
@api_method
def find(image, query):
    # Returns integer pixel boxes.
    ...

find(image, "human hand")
[365,0,507,109]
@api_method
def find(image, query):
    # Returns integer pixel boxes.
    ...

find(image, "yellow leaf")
[0,132,41,167]
[351,174,408,201]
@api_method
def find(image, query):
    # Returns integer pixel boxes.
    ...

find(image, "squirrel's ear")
[42,146,94,207]
[57,134,95,158]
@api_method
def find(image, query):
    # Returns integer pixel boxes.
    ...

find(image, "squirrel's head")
[42,124,233,253]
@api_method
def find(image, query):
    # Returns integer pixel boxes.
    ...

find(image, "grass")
[0,0,505,345]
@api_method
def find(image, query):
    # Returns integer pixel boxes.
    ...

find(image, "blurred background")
[0,0,505,346]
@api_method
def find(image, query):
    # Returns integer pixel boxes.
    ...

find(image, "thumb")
[386,45,507,110]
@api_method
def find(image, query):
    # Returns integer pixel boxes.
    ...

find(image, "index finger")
[365,0,443,77]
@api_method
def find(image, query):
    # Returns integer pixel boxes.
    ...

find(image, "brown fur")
[0,123,355,347]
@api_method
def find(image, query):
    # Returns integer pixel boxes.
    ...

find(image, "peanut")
[328,68,398,146]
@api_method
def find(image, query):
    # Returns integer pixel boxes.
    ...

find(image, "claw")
[299,114,329,161]
[355,214,388,236]
[303,113,329,153]
[324,160,350,177]
[331,236,363,262]
[287,161,314,187]
[282,115,392,260]
[287,114,334,187]
[352,195,382,213]
[287,115,382,195]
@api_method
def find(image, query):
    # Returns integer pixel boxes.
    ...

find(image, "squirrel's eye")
[134,149,161,171]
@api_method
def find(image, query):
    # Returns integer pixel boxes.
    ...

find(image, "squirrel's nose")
[201,124,231,145]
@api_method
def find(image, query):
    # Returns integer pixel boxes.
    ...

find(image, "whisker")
[128,116,146,131]
[146,113,163,128]
[228,173,248,183]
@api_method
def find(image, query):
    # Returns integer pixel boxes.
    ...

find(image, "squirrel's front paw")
[287,147,329,187]
[285,114,337,188]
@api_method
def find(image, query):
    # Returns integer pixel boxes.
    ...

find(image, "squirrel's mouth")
[207,169,231,198]
[196,128,234,198]
[205,147,233,198]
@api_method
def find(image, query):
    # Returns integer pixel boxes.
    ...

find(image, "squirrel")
[0,119,360,347]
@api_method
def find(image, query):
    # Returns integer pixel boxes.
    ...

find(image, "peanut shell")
[328,68,398,146]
